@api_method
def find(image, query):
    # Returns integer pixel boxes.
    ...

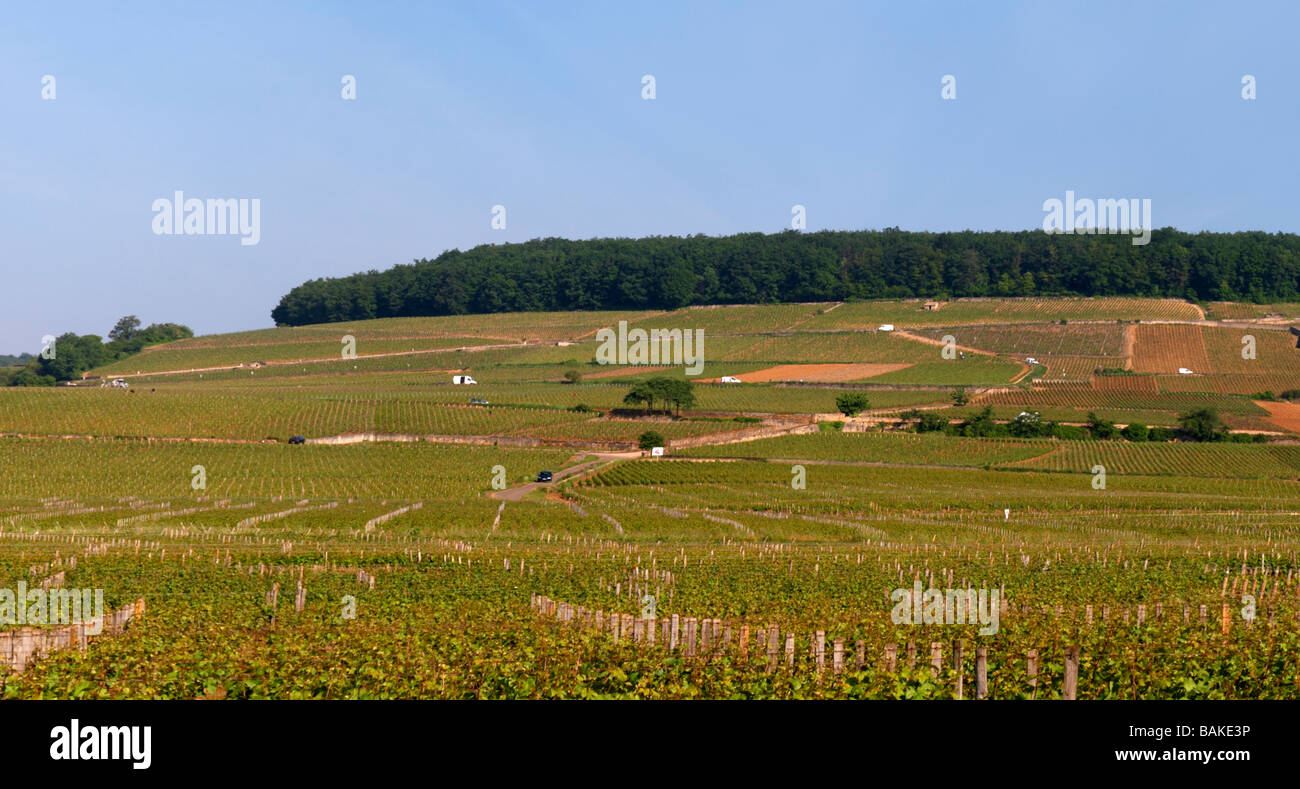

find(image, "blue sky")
[2,1,1296,350]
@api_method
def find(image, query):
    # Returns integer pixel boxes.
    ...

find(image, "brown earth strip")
[697,363,911,384]
[1257,400,1300,433]
[1121,324,1136,370]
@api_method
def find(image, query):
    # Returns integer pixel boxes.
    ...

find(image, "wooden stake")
[1064,646,1080,700]
[953,640,964,699]
[1027,649,1039,699]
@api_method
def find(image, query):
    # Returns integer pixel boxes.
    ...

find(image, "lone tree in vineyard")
[836,393,871,417]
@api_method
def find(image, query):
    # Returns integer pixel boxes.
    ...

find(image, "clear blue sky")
[2,1,1296,351]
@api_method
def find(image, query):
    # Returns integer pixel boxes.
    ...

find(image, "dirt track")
[490,452,639,501]
[892,329,996,357]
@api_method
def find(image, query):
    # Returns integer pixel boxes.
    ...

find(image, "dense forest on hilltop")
[270,229,1300,325]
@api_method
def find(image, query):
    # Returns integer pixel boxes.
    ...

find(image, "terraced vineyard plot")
[720,331,927,364]
[977,385,1265,415]
[1199,326,1300,375]
[1090,375,1158,393]
[508,418,746,443]
[1131,325,1211,374]
[177,311,660,347]
[442,309,667,340]
[332,382,634,412]
[915,323,1125,357]
[865,357,1025,385]
[805,298,1202,330]
[1042,356,1126,380]
[578,455,1300,517]
[1007,441,1300,479]
[933,404,1277,431]
[372,402,593,435]
[624,303,831,336]
[611,334,768,366]
[689,384,947,414]
[91,337,496,376]
[935,404,1190,426]
[1208,302,1300,320]
[0,388,379,440]
[113,350,472,382]
[678,432,1055,466]
[0,439,573,500]
[1155,373,1300,396]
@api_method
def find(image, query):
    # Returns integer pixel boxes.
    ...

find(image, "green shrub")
[1121,422,1149,442]
[835,393,872,417]
[638,431,665,451]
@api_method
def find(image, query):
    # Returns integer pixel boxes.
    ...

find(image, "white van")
[720,376,741,383]
[878,324,895,332]
[452,375,478,385]
[1177,367,1193,375]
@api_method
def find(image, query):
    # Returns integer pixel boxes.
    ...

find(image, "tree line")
[270,228,1300,325]
[3,316,193,386]
[0,352,33,367]
[898,405,1249,443]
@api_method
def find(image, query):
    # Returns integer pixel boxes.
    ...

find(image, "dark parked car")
[469,397,490,406]
[536,470,553,483]
[288,435,306,444]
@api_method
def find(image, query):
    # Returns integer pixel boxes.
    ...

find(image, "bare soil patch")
[699,363,911,383]
[1257,400,1300,433]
